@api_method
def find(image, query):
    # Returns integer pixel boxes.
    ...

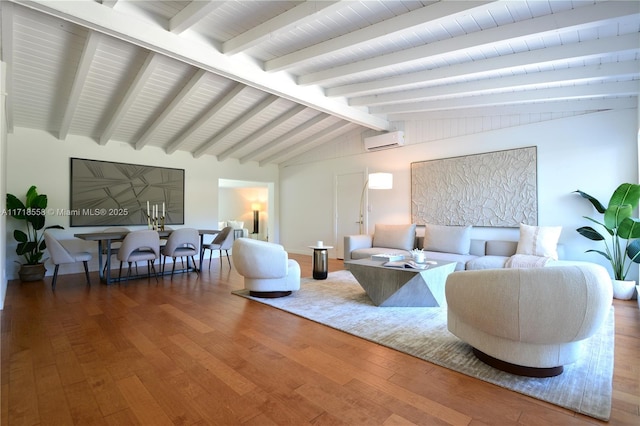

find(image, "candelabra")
[146,201,166,231]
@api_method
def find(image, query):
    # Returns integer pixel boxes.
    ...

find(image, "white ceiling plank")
[299,1,640,86]
[260,121,352,166]
[170,1,224,34]
[165,83,247,155]
[99,51,161,145]
[217,104,307,161]
[371,81,640,114]
[280,124,357,166]
[327,33,640,98]
[265,0,492,72]
[193,94,280,158]
[2,2,15,133]
[240,113,331,164]
[223,1,344,55]
[352,60,640,107]
[13,0,391,131]
[59,30,101,140]
[135,68,207,150]
[387,98,639,121]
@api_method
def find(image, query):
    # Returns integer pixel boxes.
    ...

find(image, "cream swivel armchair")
[117,230,160,282]
[203,226,234,268]
[232,238,301,298]
[161,228,199,276]
[445,264,613,377]
[44,231,92,290]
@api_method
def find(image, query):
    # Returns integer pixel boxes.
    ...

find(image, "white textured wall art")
[411,147,537,227]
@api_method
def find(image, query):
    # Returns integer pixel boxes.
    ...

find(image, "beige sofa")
[445,264,613,376]
[344,223,570,271]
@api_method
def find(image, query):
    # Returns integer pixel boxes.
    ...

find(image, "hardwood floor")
[2,254,639,425]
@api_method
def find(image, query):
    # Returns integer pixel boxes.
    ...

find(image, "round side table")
[309,245,333,280]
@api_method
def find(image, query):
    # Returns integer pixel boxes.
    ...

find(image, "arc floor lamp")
[358,172,393,234]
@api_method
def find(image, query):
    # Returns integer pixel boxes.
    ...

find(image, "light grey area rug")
[232,270,614,420]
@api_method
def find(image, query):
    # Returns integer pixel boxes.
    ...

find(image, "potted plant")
[574,183,640,299]
[6,185,62,281]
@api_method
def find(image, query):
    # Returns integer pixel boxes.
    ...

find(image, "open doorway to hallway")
[218,179,275,242]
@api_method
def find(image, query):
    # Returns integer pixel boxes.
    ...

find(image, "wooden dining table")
[74,229,220,284]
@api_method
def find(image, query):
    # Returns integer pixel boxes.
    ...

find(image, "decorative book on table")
[384,260,428,269]
[371,253,405,261]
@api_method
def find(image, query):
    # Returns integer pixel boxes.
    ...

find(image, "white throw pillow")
[218,221,227,230]
[372,224,416,251]
[422,224,472,255]
[228,220,245,229]
[516,223,561,260]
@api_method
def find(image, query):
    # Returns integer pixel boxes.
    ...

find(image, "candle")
[162,202,165,217]
[147,201,150,217]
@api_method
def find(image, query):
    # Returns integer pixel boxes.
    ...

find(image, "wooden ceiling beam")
[59,31,101,140]
[327,33,640,98]
[165,83,247,155]
[193,94,280,158]
[100,52,161,145]
[12,0,390,131]
[136,68,208,150]
[265,1,491,72]
[371,81,640,115]
[299,1,639,86]
[223,1,344,55]
[240,113,331,164]
[352,60,640,107]
[217,104,307,162]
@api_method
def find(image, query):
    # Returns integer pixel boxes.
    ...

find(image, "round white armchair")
[445,264,613,377]
[232,238,301,298]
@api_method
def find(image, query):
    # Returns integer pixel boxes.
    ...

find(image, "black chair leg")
[151,260,159,282]
[225,250,231,266]
[171,257,176,276]
[83,261,91,285]
[52,264,59,290]
[119,261,123,281]
[190,256,199,275]
[162,256,166,274]
[126,262,132,282]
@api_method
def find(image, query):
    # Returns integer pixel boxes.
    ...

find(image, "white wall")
[4,127,279,281]
[0,62,6,309]
[281,109,639,281]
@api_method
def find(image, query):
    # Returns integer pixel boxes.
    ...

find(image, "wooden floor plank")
[1,253,638,425]
[116,374,174,425]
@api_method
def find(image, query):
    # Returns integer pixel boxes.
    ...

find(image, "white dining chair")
[161,228,200,276]
[117,230,160,282]
[203,226,234,269]
[44,231,92,290]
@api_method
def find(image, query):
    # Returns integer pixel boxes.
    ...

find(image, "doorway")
[218,179,275,242]
[335,171,365,259]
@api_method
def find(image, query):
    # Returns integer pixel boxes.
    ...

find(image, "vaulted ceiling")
[2,1,638,166]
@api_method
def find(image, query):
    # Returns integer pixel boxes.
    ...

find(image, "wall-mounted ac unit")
[364,131,405,151]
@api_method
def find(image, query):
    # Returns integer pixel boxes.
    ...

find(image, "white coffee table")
[345,258,456,307]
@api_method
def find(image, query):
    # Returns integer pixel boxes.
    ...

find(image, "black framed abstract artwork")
[411,146,537,227]
[70,158,185,227]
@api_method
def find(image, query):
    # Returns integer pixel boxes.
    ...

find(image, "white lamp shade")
[368,173,393,189]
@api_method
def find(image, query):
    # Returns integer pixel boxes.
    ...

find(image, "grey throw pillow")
[423,224,472,255]
[372,224,416,251]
